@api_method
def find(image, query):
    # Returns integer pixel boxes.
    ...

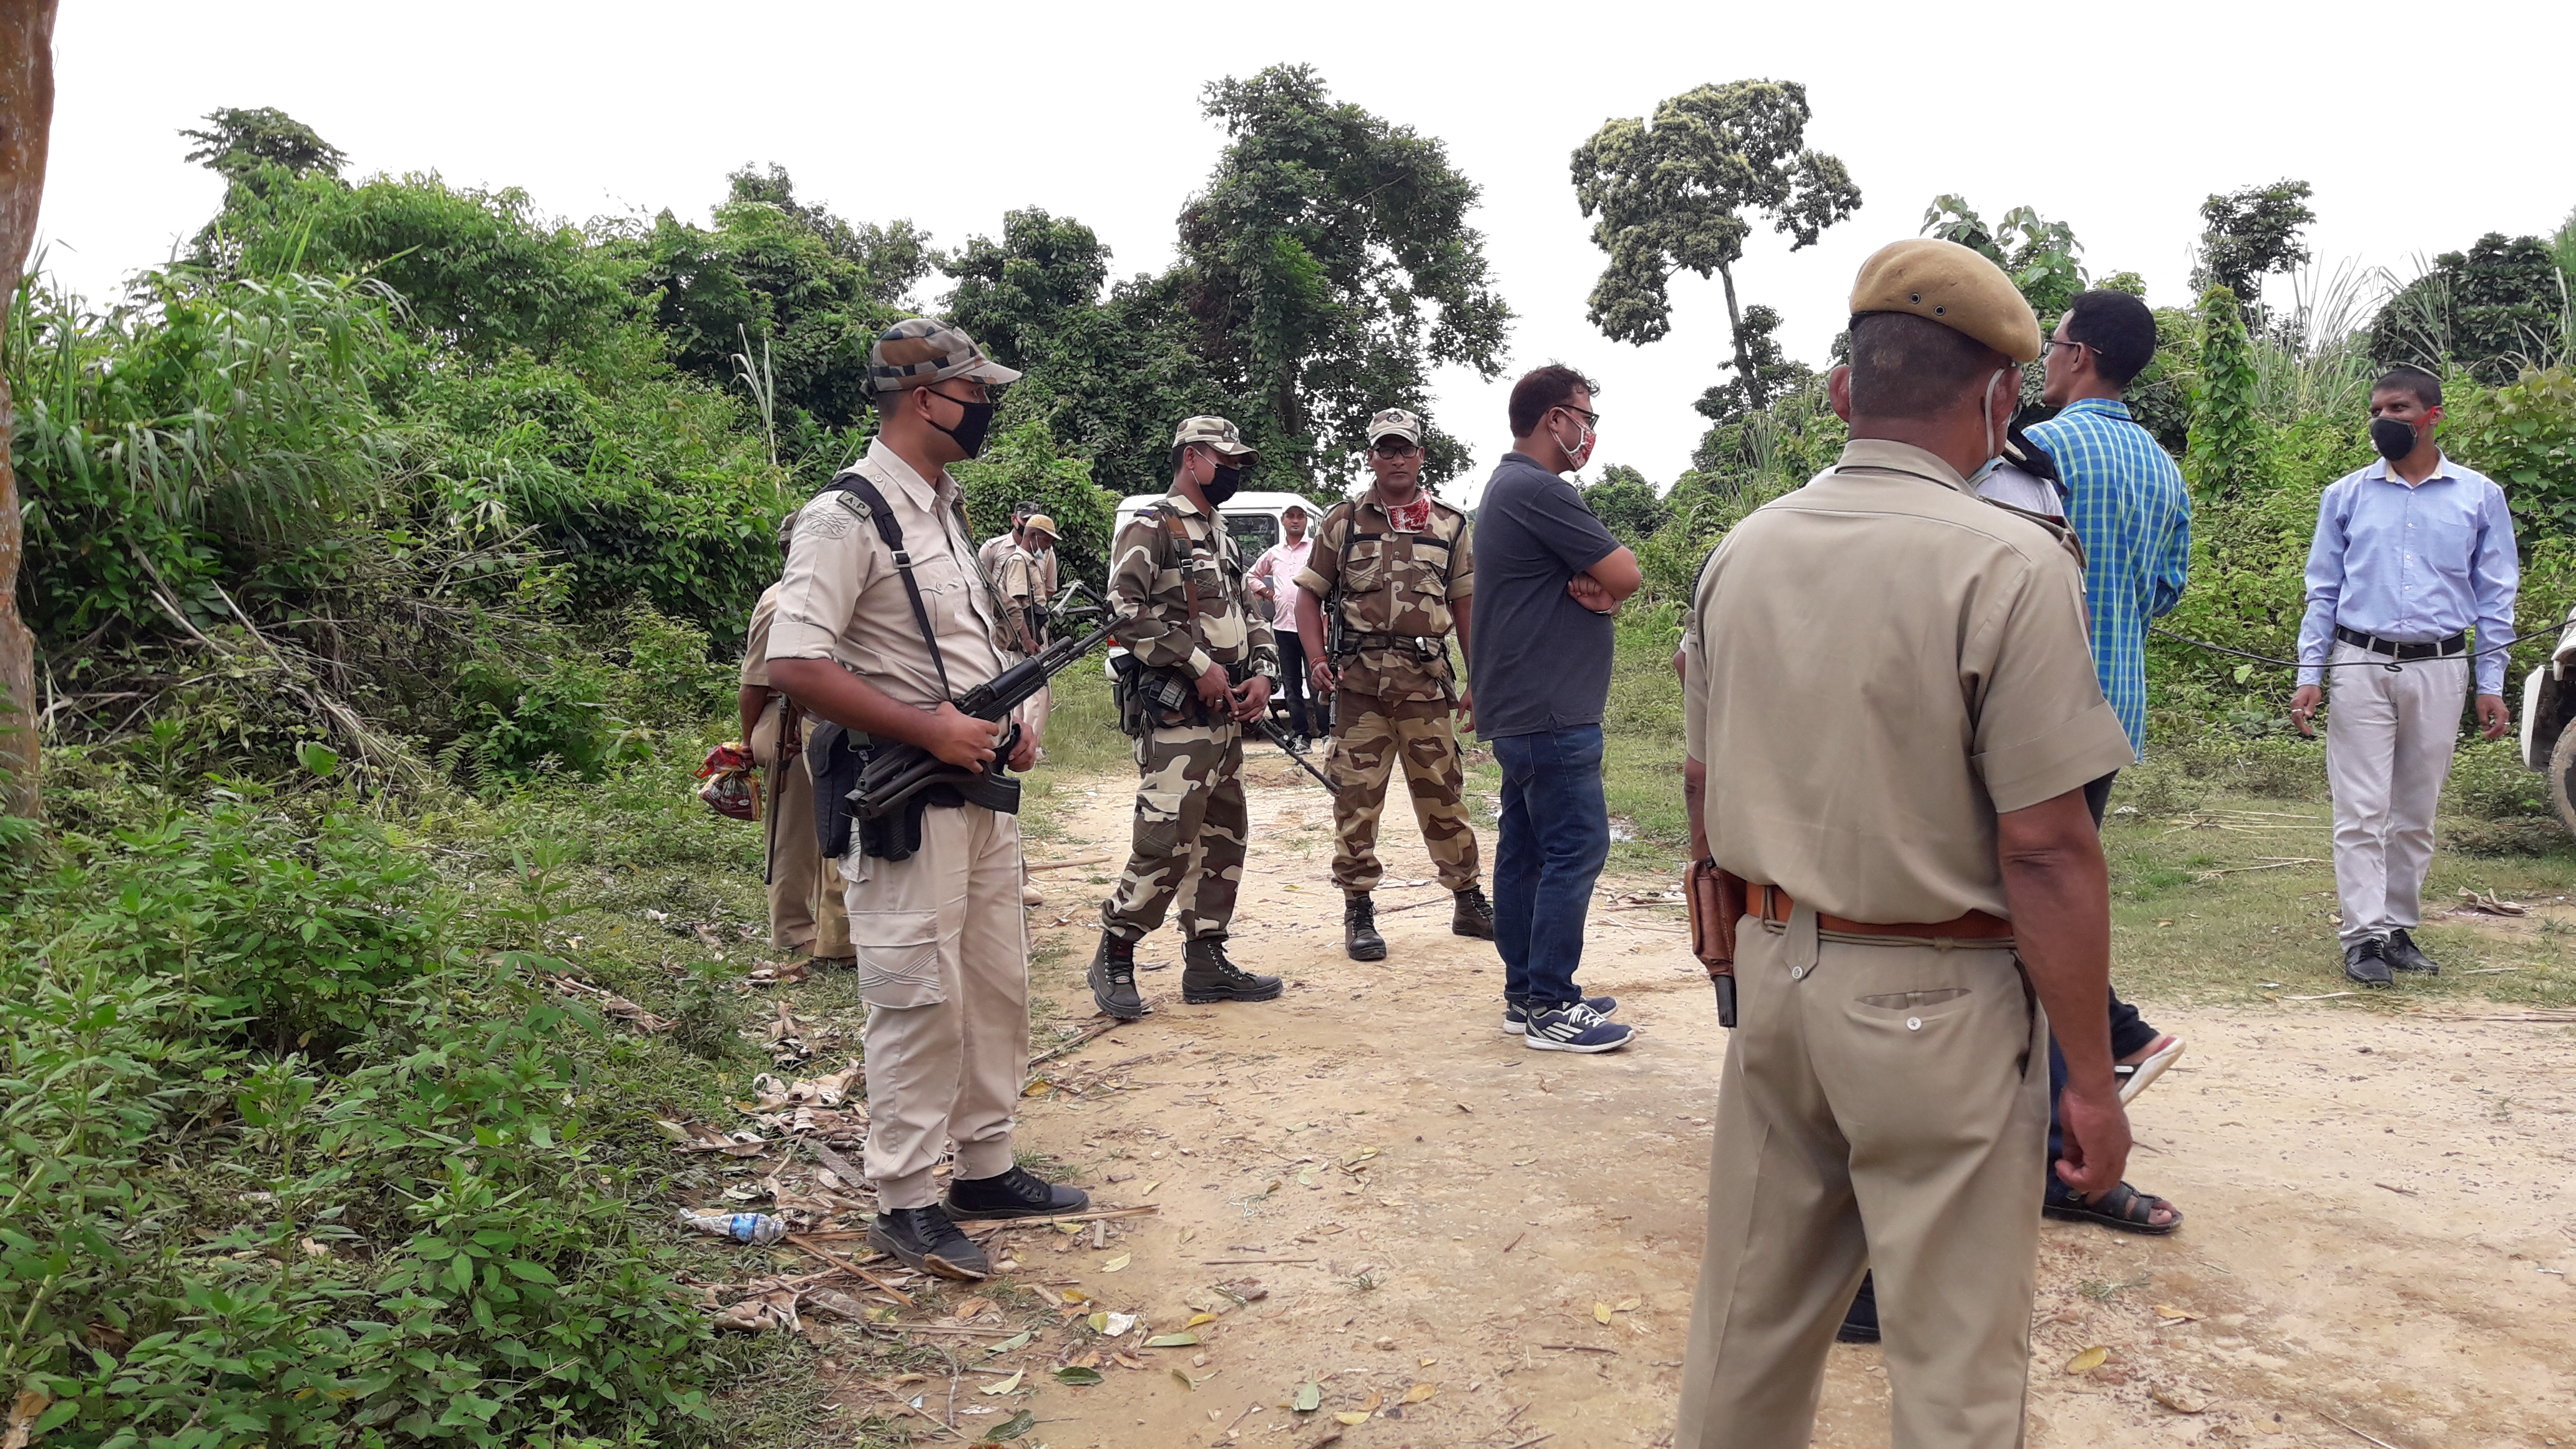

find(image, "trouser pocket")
[851,909,945,1008]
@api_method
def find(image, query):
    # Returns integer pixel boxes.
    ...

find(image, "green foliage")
[2193,178,2316,320]
[2444,366,2576,535]
[180,106,348,185]
[2371,232,2572,383]
[2185,285,2261,500]
[1583,465,1668,549]
[951,419,1120,590]
[1572,79,1857,417]
[1180,64,1511,487]
[1691,305,1812,427]
[1920,195,2087,319]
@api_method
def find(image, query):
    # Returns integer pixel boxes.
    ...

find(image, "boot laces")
[1345,897,1375,927]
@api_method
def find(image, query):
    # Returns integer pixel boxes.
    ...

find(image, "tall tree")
[181,105,348,187]
[1571,79,1860,414]
[2370,232,2568,384]
[1178,64,1510,487]
[724,163,932,307]
[1690,305,1811,428]
[1,0,57,817]
[2193,178,2315,323]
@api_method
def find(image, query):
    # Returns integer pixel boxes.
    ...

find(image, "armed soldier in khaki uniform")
[1088,417,1287,1020]
[1674,241,2137,1448]
[996,514,1057,654]
[768,318,1086,1282]
[1295,407,1495,959]
[739,512,851,965]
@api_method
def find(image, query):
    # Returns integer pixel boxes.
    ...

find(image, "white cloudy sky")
[32,0,2573,504]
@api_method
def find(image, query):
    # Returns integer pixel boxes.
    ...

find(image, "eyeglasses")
[2041,339,2095,359]
[1370,441,1422,457]
[1556,404,1600,426]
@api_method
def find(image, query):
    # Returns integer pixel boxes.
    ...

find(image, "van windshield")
[1226,512,1279,554]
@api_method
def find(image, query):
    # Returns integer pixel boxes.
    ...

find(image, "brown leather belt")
[1747,882,2014,942]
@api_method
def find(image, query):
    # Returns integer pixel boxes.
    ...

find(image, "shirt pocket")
[849,909,947,1009]
[1342,537,1389,594]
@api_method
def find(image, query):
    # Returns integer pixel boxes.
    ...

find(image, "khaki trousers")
[1676,903,2051,1449]
[2324,641,2468,945]
[753,704,849,958]
[842,804,1029,1209]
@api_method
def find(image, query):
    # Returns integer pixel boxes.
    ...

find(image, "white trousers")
[843,804,1030,1208]
[2324,641,2467,945]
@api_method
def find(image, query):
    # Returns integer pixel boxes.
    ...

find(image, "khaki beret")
[1848,239,2042,364]
[1022,514,1058,540]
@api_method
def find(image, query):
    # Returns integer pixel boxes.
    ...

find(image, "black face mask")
[2369,416,2420,462]
[927,391,996,459]
[1201,462,1242,507]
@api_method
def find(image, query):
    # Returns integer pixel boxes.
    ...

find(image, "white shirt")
[1248,536,1315,633]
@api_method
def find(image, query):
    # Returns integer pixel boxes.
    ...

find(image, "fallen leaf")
[1335,1412,1371,1425]
[980,1370,1024,1395]
[985,1330,1033,1355]
[1358,1388,1383,1412]
[1294,1381,1323,1413]
[1113,1352,1145,1370]
[1143,1179,1163,1196]
[2250,1420,2285,1435]
[1173,1368,1198,1392]
[1594,1302,1613,1324]
[1143,1332,1201,1347]
[1102,1253,1132,1272]
[1186,1312,1217,1327]
[1053,1366,1103,1387]
[2152,1387,2208,1414]
[1416,1358,1435,1368]
[979,1408,1038,1443]
[2153,1304,2205,1322]
[1402,1382,1437,1404]
[2066,1345,2108,1375]
[1617,1297,1642,1312]
[954,1295,995,1322]
[1058,1287,1089,1304]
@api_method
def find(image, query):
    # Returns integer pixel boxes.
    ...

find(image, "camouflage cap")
[867,316,1022,398]
[1365,407,1425,446]
[1171,415,1260,464]
[1847,239,2042,364]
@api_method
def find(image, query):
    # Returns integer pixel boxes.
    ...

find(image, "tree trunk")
[1715,259,1765,414]
[0,0,57,818]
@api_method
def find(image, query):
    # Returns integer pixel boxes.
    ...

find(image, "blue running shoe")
[1522,1001,1634,1053]
[1501,995,1619,1035]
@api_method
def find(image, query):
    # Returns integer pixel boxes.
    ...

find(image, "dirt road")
[912,760,2576,1448]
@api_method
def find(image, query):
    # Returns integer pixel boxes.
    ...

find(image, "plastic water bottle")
[679,1209,786,1246]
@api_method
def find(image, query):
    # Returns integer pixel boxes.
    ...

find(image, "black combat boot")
[1451,885,1496,939]
[1088,932,1146,1020]
[1182,937,1284,1003]
[1344,894,1387,961]
[945,1164,1090,1221]
[867,1206,990,1280]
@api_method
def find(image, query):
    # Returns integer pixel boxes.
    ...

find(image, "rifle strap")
[826,471,952,700]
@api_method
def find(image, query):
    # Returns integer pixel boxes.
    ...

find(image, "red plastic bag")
[696,741,761,821]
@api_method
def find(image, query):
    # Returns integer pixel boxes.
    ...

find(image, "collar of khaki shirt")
[1830,437,1976,495]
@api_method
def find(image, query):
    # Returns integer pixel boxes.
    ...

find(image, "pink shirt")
[1249,537,1314,633]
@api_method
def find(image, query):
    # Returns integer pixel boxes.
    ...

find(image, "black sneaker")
[945,1165,1090,1221]
[1523,1000,1634,1053]
[1181,937,1284,1003]
[1344,894,1387,961]
[867,1206,990,1280]
[1836,1272,1881,1344]
[1451,886,1496,939]
[1088,932,1146,1020]
[2344,936,2394,988]
[2383,928,2439,975]
[1501,995,1619,1035]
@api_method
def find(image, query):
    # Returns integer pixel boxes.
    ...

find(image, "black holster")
[808,722,867,861]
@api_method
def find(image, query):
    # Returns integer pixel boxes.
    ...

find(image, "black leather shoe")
[1344,894,1387,961]
[2383,928,2439,975]
[1182,937,1283,1003]
[2344,936,2394,987]
[945,1165,1090,1221]
[1451,885,1496,939]
[867,1206,990,1280]
[1088,932,1146,1020]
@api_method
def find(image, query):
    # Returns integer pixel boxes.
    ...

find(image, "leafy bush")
[952,418,1121,590]
[2445,737,2555,820]
[2446,365,2576,535]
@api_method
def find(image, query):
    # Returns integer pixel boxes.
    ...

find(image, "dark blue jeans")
[1491,726,1611,1008]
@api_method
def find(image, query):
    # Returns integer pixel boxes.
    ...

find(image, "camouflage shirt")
[1109,492,1279,681]
[1295,494,1475,702]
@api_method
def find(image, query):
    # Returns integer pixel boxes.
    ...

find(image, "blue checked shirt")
[2026,399,2192,757]
[2295,454,2519,695]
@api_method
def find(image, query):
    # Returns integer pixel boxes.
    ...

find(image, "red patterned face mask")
[1385,495,1433,534]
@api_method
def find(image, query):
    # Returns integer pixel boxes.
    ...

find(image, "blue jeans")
[1490,726,1611,1008]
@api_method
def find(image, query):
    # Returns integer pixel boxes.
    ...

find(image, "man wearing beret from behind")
[1674,240,2137,1448]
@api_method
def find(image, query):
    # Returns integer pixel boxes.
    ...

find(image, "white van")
[2515,604,2576,835]
[1101,490,1329,678]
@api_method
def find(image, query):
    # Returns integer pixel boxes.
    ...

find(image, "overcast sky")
[32,0,2574,504]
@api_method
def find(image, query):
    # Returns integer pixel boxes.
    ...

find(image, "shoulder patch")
[804,494,861,540]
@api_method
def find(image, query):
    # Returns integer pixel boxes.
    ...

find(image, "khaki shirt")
[1108,492,1279,680]
[1682,439,2132,924]
[741,584,782,688]
[998,545,1050,608]
[768,441,1016,708]
[1294,494,1475,703]
[980,532,1056,599]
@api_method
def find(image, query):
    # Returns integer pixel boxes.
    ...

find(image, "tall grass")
[2249,259,2385,425]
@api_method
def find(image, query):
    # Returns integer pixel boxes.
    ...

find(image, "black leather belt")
[2334,625,2466,660]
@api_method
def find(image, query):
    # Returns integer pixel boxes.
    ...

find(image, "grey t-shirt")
[1468,452,1621,739]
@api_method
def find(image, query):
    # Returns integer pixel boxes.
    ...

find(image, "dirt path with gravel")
[924,758,2576,1448]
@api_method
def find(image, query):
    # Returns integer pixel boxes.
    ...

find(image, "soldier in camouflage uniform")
[1295,408,1496,959]
[1087,416,1288,1019]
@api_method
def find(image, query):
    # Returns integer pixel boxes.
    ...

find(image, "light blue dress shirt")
[2295,453,2519,695]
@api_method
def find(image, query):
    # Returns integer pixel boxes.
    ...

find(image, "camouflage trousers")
[1329,693,1480,895]
[1100,720,1247,942]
